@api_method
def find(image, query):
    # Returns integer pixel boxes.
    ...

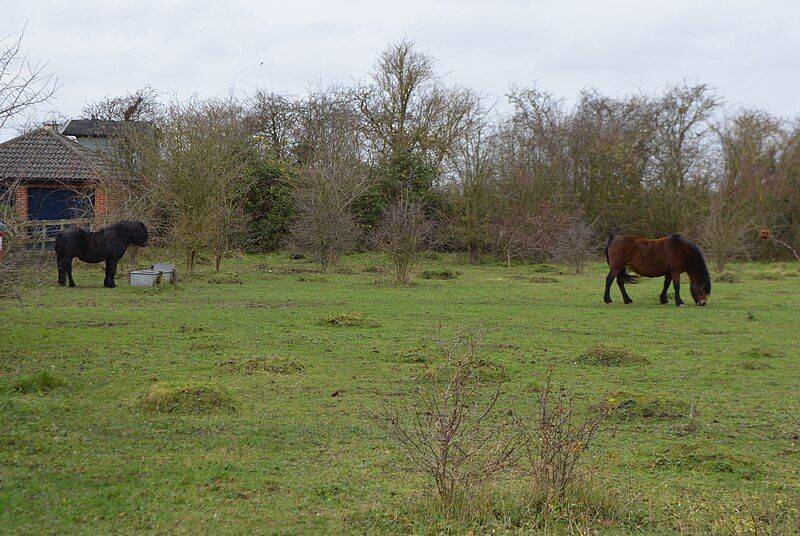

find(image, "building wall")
[13,181,120,223]
[14,186,28,221]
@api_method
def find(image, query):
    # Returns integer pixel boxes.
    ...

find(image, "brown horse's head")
[690,279,709,306]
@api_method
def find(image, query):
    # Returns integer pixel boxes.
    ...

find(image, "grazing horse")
[604,233,711,306]
[55,221,148,288]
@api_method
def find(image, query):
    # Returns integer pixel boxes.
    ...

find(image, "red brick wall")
[95,188,107,217]
[14,186,27,221]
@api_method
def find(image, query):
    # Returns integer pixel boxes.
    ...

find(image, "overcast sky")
[3,0,799,140]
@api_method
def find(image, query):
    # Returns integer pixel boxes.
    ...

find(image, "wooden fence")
[19,219,89,248]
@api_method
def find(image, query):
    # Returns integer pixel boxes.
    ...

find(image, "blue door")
[27,188,91,221]
[26,188,93,247]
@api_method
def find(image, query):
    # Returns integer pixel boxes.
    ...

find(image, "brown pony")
[604,233,711,306]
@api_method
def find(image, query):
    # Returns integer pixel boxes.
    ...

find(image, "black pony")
[55,221,148,288]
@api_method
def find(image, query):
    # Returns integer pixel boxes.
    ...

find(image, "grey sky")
[3,0,799,140]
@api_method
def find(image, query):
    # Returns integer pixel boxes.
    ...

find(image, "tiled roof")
[61,119,151,138]
[0,127,111,183]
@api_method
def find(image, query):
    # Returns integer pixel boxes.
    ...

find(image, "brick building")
[0,123,121,223]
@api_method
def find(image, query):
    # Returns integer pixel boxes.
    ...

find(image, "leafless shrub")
[1,178,25,298]
[700,193,755,272]
[714,494,800,536]
[373,195,433,284]
[760,228,800,262]
[528,377,612,499]
[383,330,522,512]
[488,203,577,267]
[551,217,597,274]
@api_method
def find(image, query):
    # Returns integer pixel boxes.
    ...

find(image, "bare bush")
[551,217,597,274]
[700,193,755,272]
[529,377,612,499]
[383,330,522,511]
[760,228,800,261]
[0,178,25,297]
[488,203,577,267]
[373,196,433,284]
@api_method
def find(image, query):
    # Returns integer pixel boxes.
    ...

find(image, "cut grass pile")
[420,268,459,280]
[137,383,236,414]
[607,392,689,420]
[222,357,305,374]
[207,272,243,284]
[578,344,649,366]
[318,311,381,328]
[715,272,741,283]
[11,371,65,394]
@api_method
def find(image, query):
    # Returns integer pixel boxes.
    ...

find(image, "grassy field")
[1,253,799,534]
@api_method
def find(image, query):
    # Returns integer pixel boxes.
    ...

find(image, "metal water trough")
[129,269,162,287]
[151,263,177,284]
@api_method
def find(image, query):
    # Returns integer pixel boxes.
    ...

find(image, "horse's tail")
[605,233,615,265]
[54,231,64,258]
[620,271,639,285]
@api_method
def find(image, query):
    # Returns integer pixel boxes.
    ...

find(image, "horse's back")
[55,227,84,257]
[607,234,674,277]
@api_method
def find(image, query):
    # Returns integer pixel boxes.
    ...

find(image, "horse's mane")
[671,234,711,294]
[107,220,148,245]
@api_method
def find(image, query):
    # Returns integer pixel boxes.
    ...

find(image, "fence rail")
[19,219,89,247]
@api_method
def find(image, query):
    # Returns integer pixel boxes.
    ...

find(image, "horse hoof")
[677,304,685,307]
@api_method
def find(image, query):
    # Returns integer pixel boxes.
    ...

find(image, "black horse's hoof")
[68,283,75,288]
[624,300,633,305]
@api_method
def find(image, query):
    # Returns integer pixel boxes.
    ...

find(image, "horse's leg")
[57,253,66,286]
[660,275,671,304]
[65,257,76,287]
[616,271,633,304]
[672,272,684,306]
[604,268,620,304]
[104,257,119,288]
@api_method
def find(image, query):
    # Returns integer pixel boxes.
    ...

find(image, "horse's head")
[690,278,710,306]
[679,236,711,306]
[124,221,149,247]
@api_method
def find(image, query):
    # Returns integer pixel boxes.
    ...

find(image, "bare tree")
[289,89,370,270]
[357,40,475,207]
[82,86,161,122]
[248,90,300,161]
[374,195,433,284]
[446,103,496,263]
[0,27,58,131]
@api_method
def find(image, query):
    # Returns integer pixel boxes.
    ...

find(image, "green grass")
[1,254,799,534]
